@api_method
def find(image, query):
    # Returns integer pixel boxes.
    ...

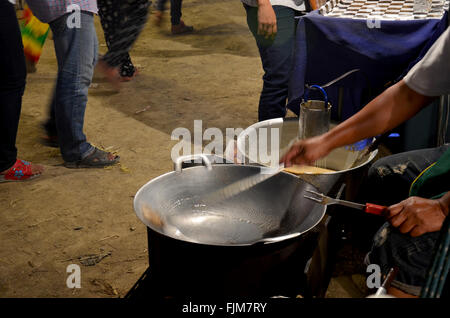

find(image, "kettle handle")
[303,85,328,107]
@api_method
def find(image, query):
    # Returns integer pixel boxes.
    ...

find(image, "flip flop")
[0,159,43,183]
[64,147,120,168]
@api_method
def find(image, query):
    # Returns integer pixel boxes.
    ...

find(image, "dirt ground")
[0,0,361,298]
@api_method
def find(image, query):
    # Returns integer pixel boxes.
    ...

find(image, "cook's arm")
[281,80,434,166]
[322,80,433,152]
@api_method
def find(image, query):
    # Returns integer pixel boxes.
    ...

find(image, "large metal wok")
[133,154,334,296]
[134,155,327,247]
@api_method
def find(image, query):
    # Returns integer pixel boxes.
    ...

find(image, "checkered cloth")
[26,0,98,23]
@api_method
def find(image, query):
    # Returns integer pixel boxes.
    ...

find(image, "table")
[288,7,448,121]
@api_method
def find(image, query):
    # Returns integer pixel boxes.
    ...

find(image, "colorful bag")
[18,4,49,64]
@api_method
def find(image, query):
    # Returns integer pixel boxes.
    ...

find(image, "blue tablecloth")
[288,10,448,120]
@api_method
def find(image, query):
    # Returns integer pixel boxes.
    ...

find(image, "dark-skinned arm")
[387,191,450,237]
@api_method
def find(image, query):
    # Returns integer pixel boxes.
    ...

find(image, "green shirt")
[410,148,450,199]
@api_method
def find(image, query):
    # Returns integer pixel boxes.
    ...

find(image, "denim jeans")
[44,12,97,162]
[156,0,183,25]
[365,145,450,296]
[0,0,27,171]
[245,5,299,121]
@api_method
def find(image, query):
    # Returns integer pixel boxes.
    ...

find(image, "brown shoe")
[171,20,194,35]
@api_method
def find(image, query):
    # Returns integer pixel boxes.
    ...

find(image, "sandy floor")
[1,0,363,298]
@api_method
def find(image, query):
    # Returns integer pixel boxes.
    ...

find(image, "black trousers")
[97,0,150,71]
[156,0,183,25]
[0,0,27,172]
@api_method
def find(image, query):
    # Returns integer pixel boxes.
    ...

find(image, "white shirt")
[241,0,305,12]
[404,27,450,97]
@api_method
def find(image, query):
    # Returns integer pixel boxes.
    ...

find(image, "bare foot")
[97,60,121,91]
[154,10,163,27]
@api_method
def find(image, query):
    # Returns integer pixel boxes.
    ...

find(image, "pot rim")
[133,164,327,247]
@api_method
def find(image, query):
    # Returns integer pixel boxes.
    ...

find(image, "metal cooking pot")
[133,154,334,296]
[236,117,378,194]
[134,155,327,247]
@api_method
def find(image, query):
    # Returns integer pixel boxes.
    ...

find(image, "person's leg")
[118,54,138,79]
[0,0,26,172]
[351,145,450,246]
[364,145,450,297]
[365,145,450,206]
[49,12,116,166]
[170,0,193,34]
[0,0,43,180]
[245,5,297,121]
[97,0,123,88]
[101,0,150,70]
[98,0,137,80]
[156,0,168,12]
[367,221,441,297]
[154,0,168,26]
[170,0,182,25]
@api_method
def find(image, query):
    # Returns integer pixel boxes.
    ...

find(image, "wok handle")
[174,154,213,172]
[365,203,387,216]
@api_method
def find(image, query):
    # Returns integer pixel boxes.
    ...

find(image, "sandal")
[64,147,120,168]
[0,159,43,183]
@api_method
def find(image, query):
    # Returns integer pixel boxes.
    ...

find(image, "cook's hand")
[257,1,277,39]
[387,196,446,237]
[280,136,330,168]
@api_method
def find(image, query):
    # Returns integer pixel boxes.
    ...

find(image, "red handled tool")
[304,190,387,216]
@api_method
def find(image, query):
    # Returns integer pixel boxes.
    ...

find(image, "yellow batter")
[283,165,335,175]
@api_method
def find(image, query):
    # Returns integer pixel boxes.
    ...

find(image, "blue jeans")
[44,12,97,162]
[245,5,299,121]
